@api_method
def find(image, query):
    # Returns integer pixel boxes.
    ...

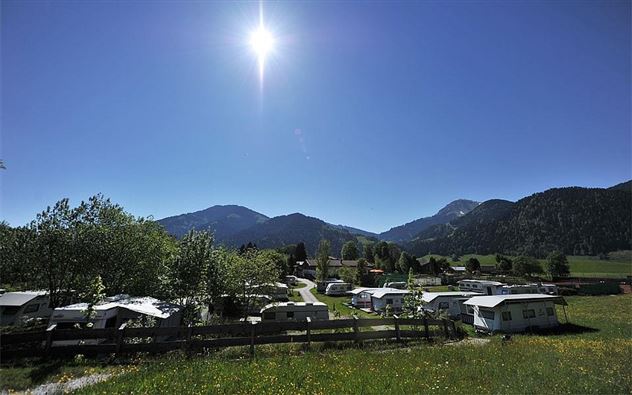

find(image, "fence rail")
[0,316,456,360]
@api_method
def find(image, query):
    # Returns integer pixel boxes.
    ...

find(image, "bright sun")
[250,25,275,85]
[249,26,274,59]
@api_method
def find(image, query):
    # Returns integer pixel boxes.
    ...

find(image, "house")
[458,279,505,295]
[462,294,567,333]
[369,289,410,313]
[260,302,329,321]
[0,291,52,326]
[420,291,480,319]
[49,294,182,330]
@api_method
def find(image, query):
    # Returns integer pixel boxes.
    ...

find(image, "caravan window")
[438,302,449,309]
[386,299,393,305]
[522,309,536,319]
[286,311,295,319]
[501,311,512,321]
[23,304,40,314]
[263,312,275,320]
[546,307,554,316]
[480,308,495,320]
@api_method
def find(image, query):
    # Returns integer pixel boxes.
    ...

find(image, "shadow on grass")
[530,323,599,336]
[28,360,65,384]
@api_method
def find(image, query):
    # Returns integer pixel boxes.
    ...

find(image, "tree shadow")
[28,360,64,385]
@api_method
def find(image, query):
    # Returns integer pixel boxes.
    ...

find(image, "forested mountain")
[405,184,632,257]
[379,199,479,242]
[609,180,631,192]
[329,224,378,239]
[226,213,358,255]
[158,205,269,239]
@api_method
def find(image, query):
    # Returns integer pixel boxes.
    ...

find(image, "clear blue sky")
[1,1,630,233]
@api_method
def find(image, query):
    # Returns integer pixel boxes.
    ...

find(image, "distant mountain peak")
[379,199,479,243]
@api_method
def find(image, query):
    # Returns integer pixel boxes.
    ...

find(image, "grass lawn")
[309,288,375,318]
[438,253,631,279]
[74,294,632,394]
[292,282,307,289]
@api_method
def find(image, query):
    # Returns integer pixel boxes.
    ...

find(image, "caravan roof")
[0,291,47,307]
[371,289,409,299]
[464,294,567,308]
[56,295,181,319]
[421,292,480,303]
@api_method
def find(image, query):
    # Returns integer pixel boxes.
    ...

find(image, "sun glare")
[249,2,275,89]
[250,25,275,86]
[250,27,274,59]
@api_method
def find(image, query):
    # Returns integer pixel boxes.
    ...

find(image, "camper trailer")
[462,294,567,333]
[0,291,52,326]
[49,295,182,330]
[420,291,480,319]
[458,280,505,295]
[316,279,344,293]
[325,282,351,296]
[260,302,329,321]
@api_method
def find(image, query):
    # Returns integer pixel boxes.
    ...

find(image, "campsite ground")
[3,293,625,394]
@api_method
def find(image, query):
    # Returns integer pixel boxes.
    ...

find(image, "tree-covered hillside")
[226,213,359,256]
[406,186,631,257]
[158,205,269,240]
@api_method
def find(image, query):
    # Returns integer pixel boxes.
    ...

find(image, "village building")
[0,291,52,326]
[462,294,567,333]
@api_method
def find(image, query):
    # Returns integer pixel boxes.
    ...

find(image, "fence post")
[249,322,257,357]
[442,319,449,339]
[45,324,57,357]
[116,323,127,354]
[423,317,429,340]
[187,323,193,350]
[352,315,360,345]
[305,317,311,350]
[394,315,401,342]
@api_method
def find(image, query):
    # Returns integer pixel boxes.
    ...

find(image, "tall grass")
[77,294,632,394]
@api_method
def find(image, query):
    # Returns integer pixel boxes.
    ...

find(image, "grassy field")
[309,288,374,318]
[430,253,631,278]
[72,294,631,394]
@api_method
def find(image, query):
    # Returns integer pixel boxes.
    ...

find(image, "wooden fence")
[0,316,457,360]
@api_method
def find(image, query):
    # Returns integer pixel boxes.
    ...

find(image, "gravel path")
[297,278,319,303]
[29,373,111,395]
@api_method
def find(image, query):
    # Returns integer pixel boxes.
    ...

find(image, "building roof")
[463,294,567,308]
[349,287,382,295]
[458,279,504,286]
[260,301,327,312]
[55,295,181,319]
[0,291,47,307]
[421,291,480,303]
[371,289,410,299]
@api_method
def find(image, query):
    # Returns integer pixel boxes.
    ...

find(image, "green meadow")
[434,253,631,278]
[68,294,631,394]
